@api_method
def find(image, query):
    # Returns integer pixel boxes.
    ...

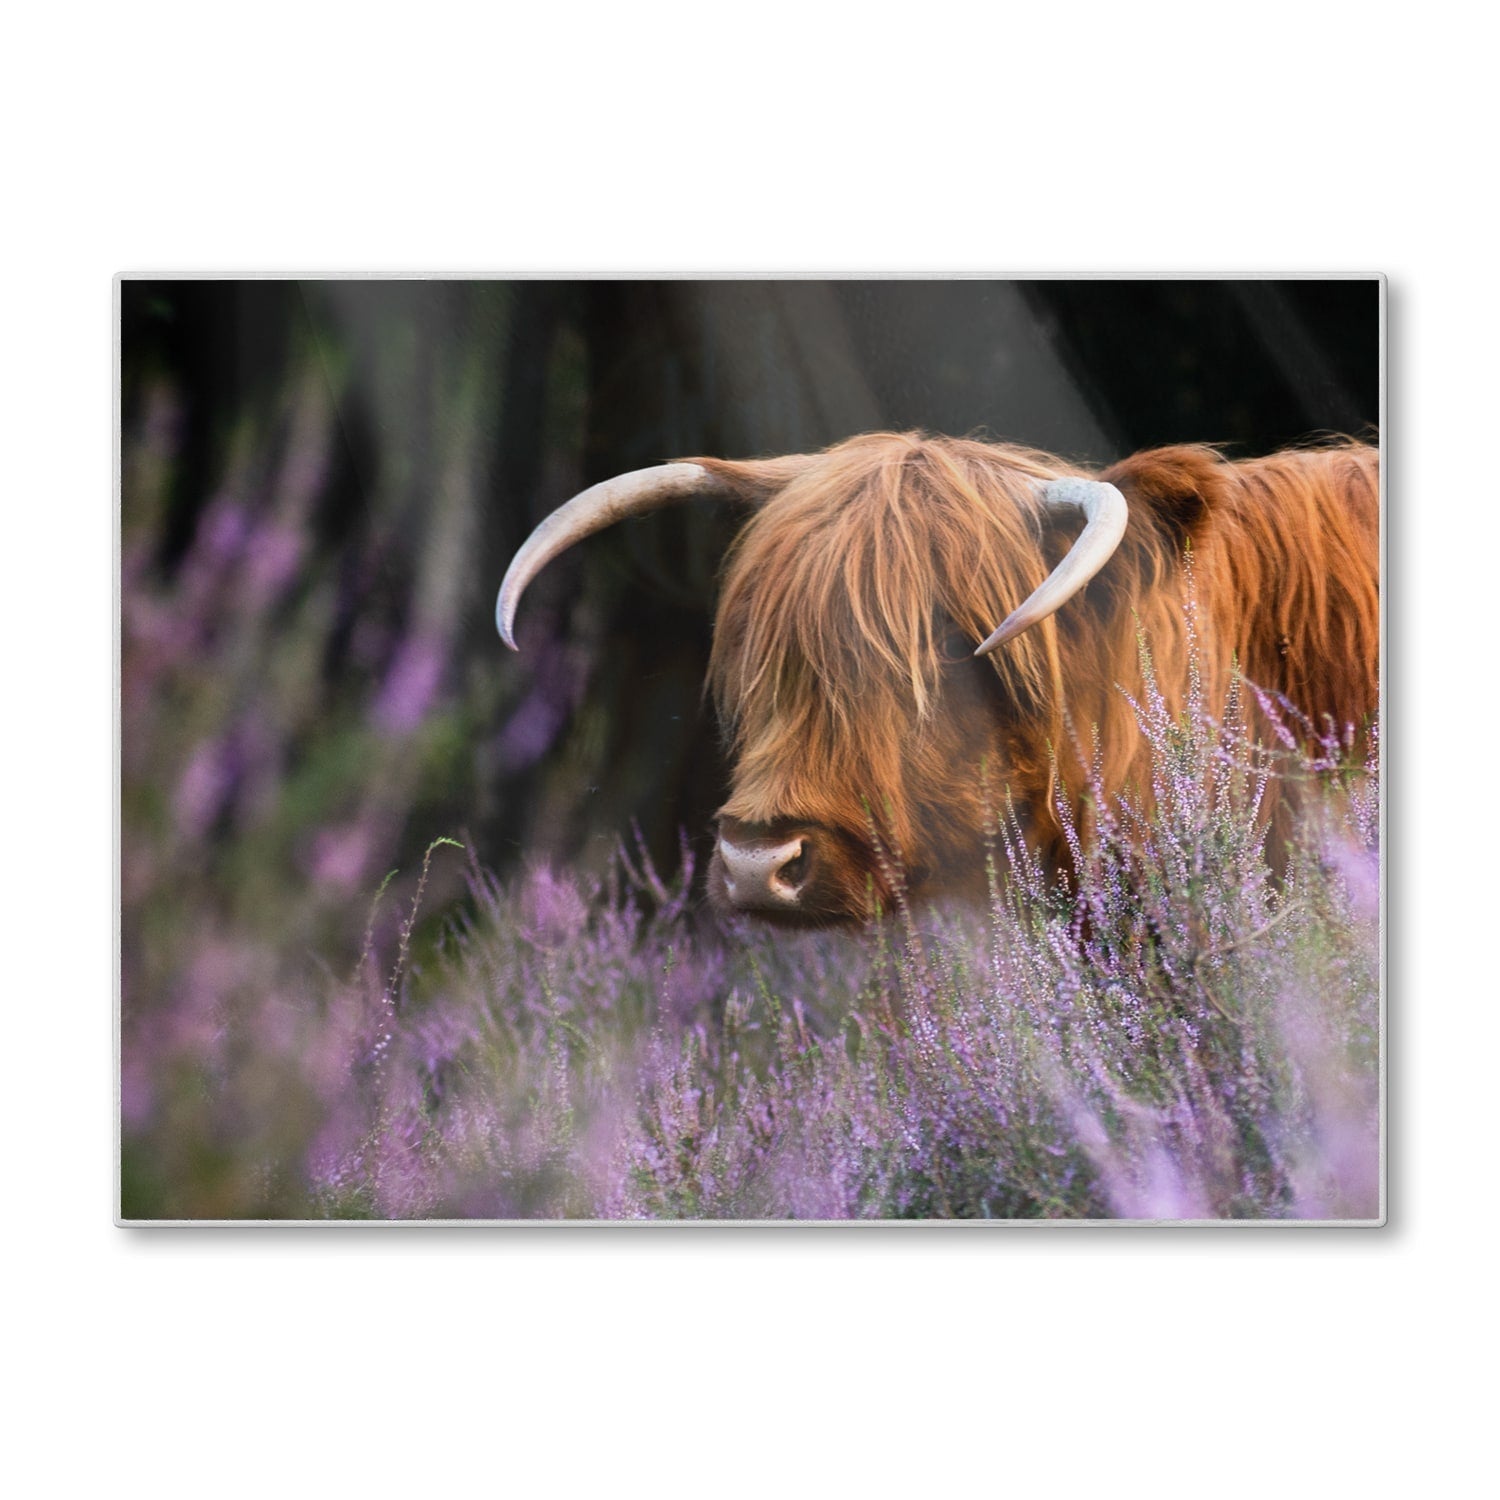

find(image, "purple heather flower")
[201,497,252,563]
[373,633,446,735]
[241,522,306,609]
[173,737,235,842]
[308,819,376,892]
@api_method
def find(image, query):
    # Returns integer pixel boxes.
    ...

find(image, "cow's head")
[498,433,1128,924]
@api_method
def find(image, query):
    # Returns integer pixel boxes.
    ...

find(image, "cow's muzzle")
[714,829,812,912]
[709,817,894,924]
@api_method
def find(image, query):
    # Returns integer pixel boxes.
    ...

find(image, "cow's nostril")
[778,843,809,890]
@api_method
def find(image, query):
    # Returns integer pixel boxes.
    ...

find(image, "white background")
[6,3,1492,1494]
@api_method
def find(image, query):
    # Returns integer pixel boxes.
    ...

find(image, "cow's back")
[1207,442,1380,744]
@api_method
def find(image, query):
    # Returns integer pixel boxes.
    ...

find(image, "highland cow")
[498,432,1379,924]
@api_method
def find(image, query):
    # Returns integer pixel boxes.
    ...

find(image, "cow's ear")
[676,453,818,507]
[1098,445,1226,545]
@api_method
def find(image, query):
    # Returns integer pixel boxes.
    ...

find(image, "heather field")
[120,753,1380,1219]
[121,543,1380,1220]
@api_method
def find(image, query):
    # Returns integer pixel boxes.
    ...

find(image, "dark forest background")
[119,280,1378,957]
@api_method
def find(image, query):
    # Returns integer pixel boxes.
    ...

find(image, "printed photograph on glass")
[118,279,1381,1222]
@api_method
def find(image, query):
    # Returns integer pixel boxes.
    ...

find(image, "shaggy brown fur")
[691,431,1378,921]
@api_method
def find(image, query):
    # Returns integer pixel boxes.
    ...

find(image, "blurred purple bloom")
[1324,834,1380,927]
[497,691,570,770]
[308,820,377,892]
[496,641,589,771]
[373,633,446,735]
[242,522,306,609]
[174,737,236,842]
[202,498,253,563]
[119,1049,155,1132]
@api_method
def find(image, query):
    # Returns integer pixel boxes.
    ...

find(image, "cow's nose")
[717,832,811,910]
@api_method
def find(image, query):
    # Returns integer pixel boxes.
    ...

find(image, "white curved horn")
[974,476,1129,656]
[496,463,731,649]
